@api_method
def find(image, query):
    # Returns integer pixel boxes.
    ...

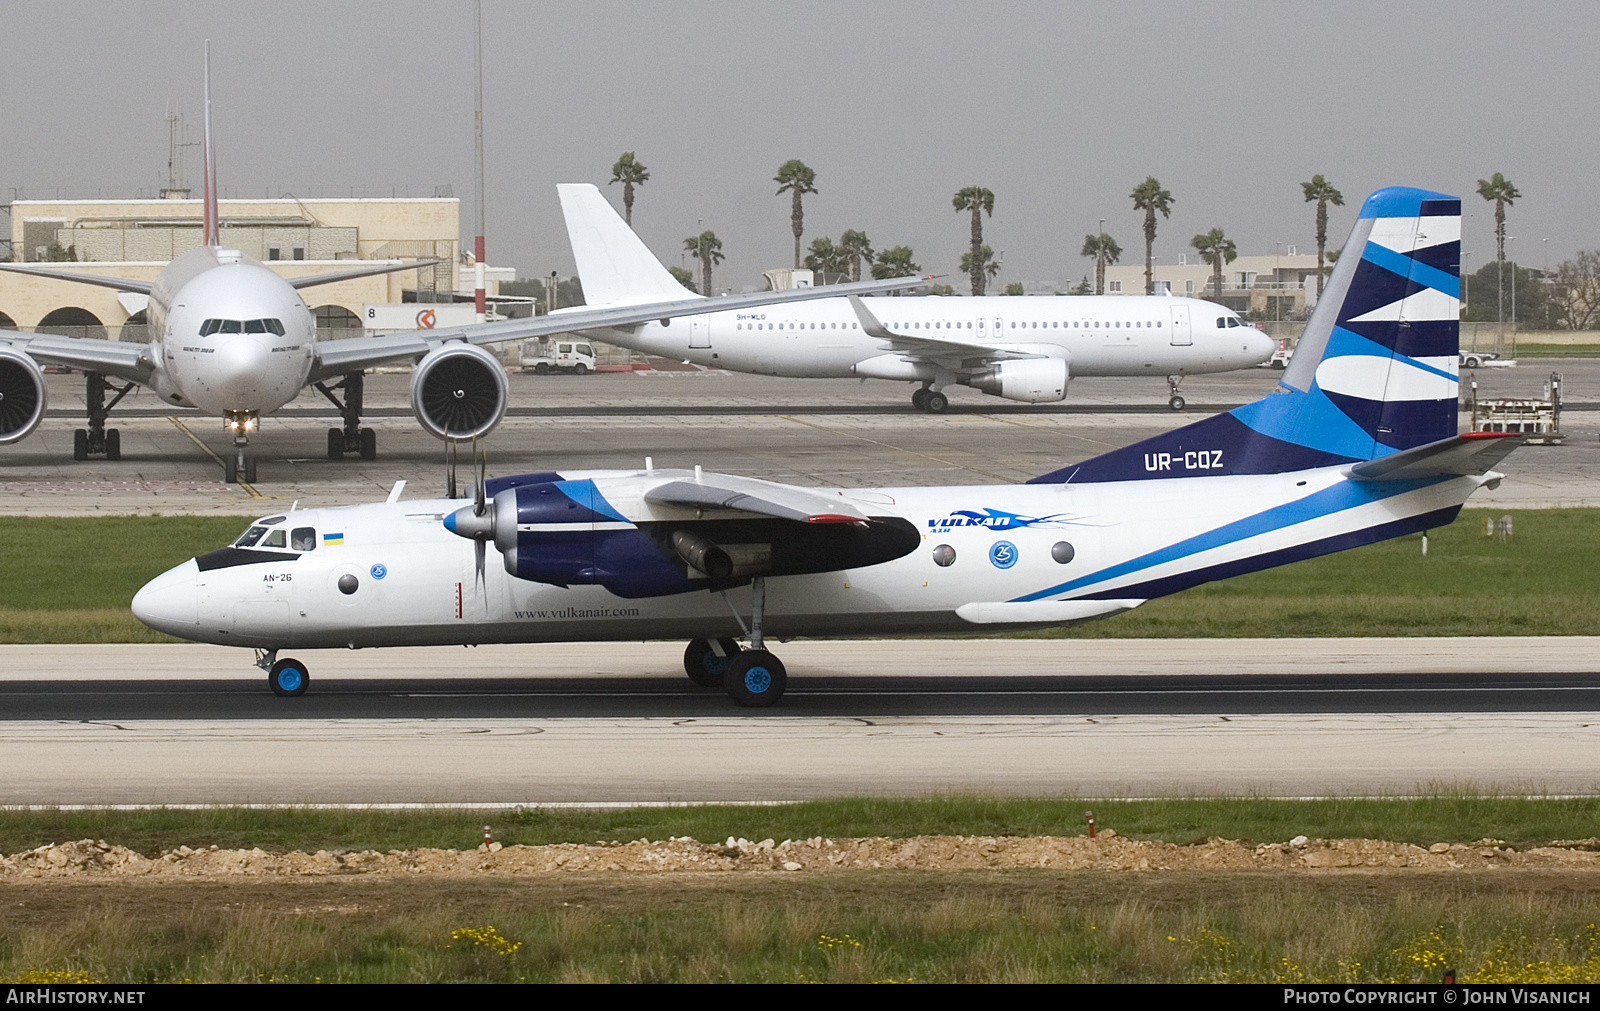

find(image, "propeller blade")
[475,536,486,591]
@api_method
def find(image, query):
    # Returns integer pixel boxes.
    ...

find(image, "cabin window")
[558,344,572,353]
[931,544,956,567]
[291,527,317,551]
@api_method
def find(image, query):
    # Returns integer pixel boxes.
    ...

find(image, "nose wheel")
[268,657,309,697]
[1166,375,1186,411]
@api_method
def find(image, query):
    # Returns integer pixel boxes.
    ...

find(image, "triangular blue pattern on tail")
[1030,186,1461,485]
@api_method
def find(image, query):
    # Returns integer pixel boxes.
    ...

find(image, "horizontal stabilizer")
[1348,432,1522,481]
[645,472,870,523]
[0,263,153,295]
[956,599,1144,626]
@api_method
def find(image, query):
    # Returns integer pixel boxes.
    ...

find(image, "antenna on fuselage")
[201,40,219,248]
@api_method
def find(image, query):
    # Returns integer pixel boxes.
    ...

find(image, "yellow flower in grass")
[452,925,523,956]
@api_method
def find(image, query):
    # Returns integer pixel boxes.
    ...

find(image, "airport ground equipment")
[133,188,1522,707]
[1467,371,1565,444]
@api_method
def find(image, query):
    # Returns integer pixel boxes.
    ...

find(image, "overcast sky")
[1,1,1590,290]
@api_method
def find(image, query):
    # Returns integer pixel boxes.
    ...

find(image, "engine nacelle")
[0,348,47,444]
[409,343,509,441]
[963,357,1069,403]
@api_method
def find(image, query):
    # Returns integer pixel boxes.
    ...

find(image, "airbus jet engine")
[409,343,509,441]
[0,348,48,444]
[963,357,1069,403]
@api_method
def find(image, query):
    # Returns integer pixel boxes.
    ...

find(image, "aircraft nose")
[132,558,199,634]
[214,338,272,404]
[1246,329,1275,363]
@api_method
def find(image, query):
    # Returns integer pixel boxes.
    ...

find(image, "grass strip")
[4,873,1600,983]
[0,509,1596,640]
[4,795,1600,856]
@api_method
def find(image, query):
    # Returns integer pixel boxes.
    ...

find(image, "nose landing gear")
[1166,374,1187,411]
[222,410,259,484]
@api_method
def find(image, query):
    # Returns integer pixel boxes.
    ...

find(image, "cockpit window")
[200,319,284,337]
[262,529,287,549]
[234,525,268,547]
[1227,317,1241,328]
[291,527,317,551]
[219,319,243,334]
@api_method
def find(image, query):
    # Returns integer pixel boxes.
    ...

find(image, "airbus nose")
[1243,327,1275,365]
[132,558,199,636]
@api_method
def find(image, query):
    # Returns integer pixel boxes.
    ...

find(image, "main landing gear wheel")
[268,657,309,697]
[725,649,786,707]
[1168,395,1186,411]
[104,428,120,461]
[684,637,743,688]
[925,391,949,414]
[73,429,89,461]
[911,387,931,411]
[327,428,344,459]
[359,427,377,460]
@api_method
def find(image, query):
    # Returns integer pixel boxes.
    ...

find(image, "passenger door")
[689,316,711,348]
[1169,304,1193,346]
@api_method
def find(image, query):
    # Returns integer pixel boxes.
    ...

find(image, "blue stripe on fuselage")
[1011,475,1448,602]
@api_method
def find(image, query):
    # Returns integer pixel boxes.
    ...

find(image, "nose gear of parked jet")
[222,409,259,484]
[1166,374,1187,411]
[314,370,377,461]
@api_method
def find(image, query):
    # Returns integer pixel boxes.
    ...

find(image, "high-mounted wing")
[644,471,869,523]
[287,259,440,290]
[0,264,153,296]
[848,296,1044,371]
[309,272,932,381]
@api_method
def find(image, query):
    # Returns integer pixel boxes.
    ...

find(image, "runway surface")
[4,639,1597,803]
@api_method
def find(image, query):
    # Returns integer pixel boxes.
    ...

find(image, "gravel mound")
[6,834,1600,879]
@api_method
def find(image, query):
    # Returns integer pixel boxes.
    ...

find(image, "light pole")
[1544,237,1551,329]
[1096,217,1105,295]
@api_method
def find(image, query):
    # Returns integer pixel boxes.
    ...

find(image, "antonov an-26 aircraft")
[557,183,1275,412]
[0,52,925,483]
[134,187,1515,707]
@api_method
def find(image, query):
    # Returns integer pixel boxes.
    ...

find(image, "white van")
[520,337,597,375]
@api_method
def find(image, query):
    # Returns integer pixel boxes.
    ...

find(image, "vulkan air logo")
[928,508,1080,531]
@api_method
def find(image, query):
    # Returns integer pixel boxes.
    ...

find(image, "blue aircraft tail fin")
[1030,186,1462,484]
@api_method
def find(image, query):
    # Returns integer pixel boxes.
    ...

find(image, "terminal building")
[1,194,511,339]
[1103,250,1323,318]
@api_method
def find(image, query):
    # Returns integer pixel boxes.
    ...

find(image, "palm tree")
[803,236,850,281]
[959,245,1001,292]
[1130,177,1174,294]
[608,152,649,227]
[1300,174,1344,282]
[952,186,996,295]
[1080,232,1122,295]
[1191,228,1237,300]
[871,246,920,292]
[1477,172,1521,329]
[667,264,698,293]
[839,229,875,282]
[683,230,724,296]
[774,160,818,268]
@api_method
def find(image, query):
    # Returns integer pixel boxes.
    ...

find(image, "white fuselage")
[577,295,1272,381]
[145,245,317,415]
[133,464,1488,651]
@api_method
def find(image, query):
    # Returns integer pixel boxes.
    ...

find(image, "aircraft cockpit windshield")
[1215,316,1243,328]
[200,318,287,337]
[231,516,317,552]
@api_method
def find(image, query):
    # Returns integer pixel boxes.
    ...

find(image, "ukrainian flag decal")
[324,532,345,545]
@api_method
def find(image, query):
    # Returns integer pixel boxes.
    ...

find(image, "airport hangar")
[0,194,516,339]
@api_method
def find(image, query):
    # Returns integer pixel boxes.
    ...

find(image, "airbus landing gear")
[72,371,133,460]
[315,370,376,460]
[258,650,309,697]
[1166,375,1187,411]
[911,384,949,414]
[683,637,743,687]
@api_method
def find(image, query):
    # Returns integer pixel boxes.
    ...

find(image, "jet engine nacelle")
[409,342,509,441]
[963,357,1069,404]
[0,348,47,444]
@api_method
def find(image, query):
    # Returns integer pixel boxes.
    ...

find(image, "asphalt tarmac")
[1,640,1596,803]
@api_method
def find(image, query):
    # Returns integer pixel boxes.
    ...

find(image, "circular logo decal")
[989,541,1018,569]
[369,563,388,580]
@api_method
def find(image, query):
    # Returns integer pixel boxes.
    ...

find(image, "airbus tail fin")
[558,183,698,306]
[202,41,219,247]
[1032,186,1464,484]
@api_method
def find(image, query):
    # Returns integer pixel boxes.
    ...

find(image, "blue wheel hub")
[705,651,730,676]
[744,666,772,694]
[276,667,303,692]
